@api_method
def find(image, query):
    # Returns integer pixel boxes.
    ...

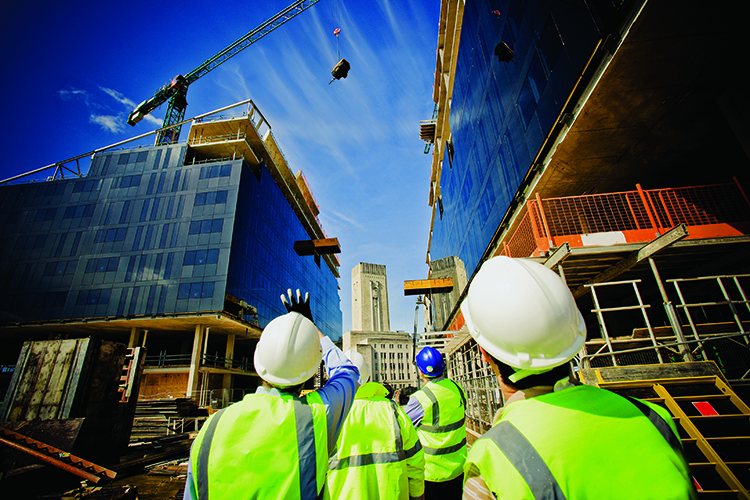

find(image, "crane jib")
[128,0,322,132]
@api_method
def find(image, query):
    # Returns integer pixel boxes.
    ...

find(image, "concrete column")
[186,325,205,398]
[222,334,236,407]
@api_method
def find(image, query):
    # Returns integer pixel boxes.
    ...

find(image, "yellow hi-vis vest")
[465,384,696,500]
[413,378,467,482]
[326,382,425,499]
[191,390,328,500]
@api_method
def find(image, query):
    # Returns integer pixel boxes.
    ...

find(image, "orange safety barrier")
[498,179,750,258]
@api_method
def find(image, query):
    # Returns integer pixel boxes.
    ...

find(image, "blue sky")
[1,0,440,334]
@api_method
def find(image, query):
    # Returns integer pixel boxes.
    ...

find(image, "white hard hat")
[254,312,322,387]
[461,256,586,372]
[344,349,370,384]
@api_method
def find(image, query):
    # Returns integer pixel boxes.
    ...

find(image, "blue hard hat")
[416,347,445,377]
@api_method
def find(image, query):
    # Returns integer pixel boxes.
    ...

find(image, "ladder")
[597,375,750,498]
[0,427,117,484]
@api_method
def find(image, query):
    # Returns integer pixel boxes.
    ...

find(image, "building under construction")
[0,101,341,408]
[421,0,749,496]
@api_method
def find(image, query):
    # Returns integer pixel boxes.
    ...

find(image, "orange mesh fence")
[500,182,750,258]
[504,209,540,257]
[645,183,750,228]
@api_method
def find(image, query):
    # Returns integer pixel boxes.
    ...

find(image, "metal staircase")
[597,375,750,499]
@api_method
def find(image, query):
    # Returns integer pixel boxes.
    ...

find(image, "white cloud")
[90,114,125,133]
[58,88,90,104]
[99,86,137,108]
[143,114,163,127]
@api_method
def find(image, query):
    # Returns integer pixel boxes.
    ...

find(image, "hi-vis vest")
[191,391,328,500]
[326,382,424,499]
[465,384,696,499]
[413,378,467,481]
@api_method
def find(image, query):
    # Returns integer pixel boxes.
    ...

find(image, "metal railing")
[144,353,254,372]
[188,132,248,146]
[579,275,750,381]
[498,180,750,258]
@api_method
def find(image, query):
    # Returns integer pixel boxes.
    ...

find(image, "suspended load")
[330,58,350,83]
[329,26,349,84]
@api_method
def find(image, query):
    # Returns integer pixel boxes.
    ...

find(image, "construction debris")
[130,399,207,442]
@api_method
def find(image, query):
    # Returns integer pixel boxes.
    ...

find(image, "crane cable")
[332,0,341,60]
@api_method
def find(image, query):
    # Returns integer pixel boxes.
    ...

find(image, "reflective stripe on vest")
[194,393,324,500]
[197,409,226,500]
[482,421,566,500]
[414,379,467,481]
[468,386,695,500]
[295,396,318,496]
[329,399,421,470]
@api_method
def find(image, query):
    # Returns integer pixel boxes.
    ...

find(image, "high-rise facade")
[351,262,390,332]
[424,0,750,444]
[0,105,342,402]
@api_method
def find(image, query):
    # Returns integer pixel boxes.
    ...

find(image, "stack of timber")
[130,399,206,442]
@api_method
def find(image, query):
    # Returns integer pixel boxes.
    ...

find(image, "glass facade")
[0,143,341,338]
[431,0,624,275]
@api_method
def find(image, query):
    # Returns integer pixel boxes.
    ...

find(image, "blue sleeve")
[183,455,196,500]
[405,395,424,427]
[315,336,360,452]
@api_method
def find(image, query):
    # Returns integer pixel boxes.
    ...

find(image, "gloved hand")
[280,289,314,324]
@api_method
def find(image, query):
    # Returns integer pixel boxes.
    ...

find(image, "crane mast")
[127,0,322,145]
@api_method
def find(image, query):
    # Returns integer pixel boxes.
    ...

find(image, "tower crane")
[127,0,322,145]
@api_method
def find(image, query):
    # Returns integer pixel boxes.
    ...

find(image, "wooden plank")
[580,361,726,386]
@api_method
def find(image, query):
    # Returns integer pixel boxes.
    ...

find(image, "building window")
[85,257,119,273]
[94,227,128,243]
[178,281,215,299]
[76,289,111,306]
[114,175,142,189]
[34,208,57,221]
[63,204,95,219]
[195,190,228,206]
[183,249,220,266]
[199,164,232,179]
[188,218,224,234]
[72,180,100,193]
[43,261,76,276]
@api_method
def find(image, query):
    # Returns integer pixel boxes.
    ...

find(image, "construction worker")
[183,290,359,500]
[460,256,696,499]
[326,350,426,500]
[405,346,467,499]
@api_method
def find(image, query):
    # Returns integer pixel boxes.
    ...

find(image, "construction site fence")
[499,180,750,258]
